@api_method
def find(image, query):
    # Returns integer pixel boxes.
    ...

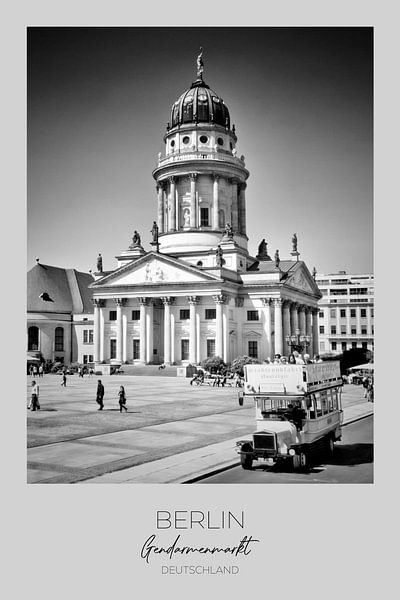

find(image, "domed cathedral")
[90,51,322,370]
[152,48,249,271]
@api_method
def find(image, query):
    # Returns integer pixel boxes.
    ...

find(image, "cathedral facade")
[90,55,321,368]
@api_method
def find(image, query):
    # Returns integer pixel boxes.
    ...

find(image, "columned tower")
[152,50,249,262]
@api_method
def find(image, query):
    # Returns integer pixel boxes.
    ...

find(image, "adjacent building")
[316,271,374,356]
[27,260,94,365]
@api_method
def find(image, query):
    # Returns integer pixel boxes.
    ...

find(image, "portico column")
[162,297,174,365]
[146,301,154,364]
[92,299,102,363]
[282,301,291,356]
[139,298,147,364]
[261,298,272,358]
[170,310,175,364]
[99,304,105,362]
[290,302,299,335]
[306,307,313,356]
[212,174,219,229]
[122,308,128,363]
[274,298,283,356]
[188,296,199,364]
[169,177,176,231]
[115,298,125,363]
[231,179,239,231]
[222,297,230,363]
[189,174,197,228]
[196,308,201,363]
[157,183,164,232]
[299,305,306,336]
[235,298,244,356]
[312,309,319,357]
[213,294,226,358]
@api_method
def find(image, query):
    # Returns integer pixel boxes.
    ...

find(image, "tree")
[200,356,226,374]
[230,355,259,376]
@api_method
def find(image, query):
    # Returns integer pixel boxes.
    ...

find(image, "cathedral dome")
[170,78,230,129]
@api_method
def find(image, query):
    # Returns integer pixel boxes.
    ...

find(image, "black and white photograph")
[4,3,397,598]
[26,26,373,485]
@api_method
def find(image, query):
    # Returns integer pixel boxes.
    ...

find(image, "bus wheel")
[241,454,253,470]
[327,435,335,455]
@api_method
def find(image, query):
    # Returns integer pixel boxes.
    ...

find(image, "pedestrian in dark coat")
[61,373,67,387]
[118,386,128,412]
[96,380,105,410]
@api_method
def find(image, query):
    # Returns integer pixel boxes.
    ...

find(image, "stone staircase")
[118,364,178,377]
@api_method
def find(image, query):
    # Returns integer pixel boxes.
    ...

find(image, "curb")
[181,411,374,483]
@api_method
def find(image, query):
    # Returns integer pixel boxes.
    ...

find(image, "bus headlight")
[289,449,296,456]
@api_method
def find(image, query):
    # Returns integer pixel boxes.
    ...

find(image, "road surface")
[198,416,373,484]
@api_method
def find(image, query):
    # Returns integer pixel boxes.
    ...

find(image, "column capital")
[212,173,220,182]
[238,181,247,191]
[188,172,198,181]
[139,297,149,306]
[114,298,126,307]
[168,176,176,184]
[161,296,175,306]
[261,297,272,307]
[187,295,199,305]
[235,297,244,308]
[273,298,283,307]
[290,302,300,311]
[282,299,291,309]
[213,294,228,305]
[297,304,306,313]
[92,298,105,308]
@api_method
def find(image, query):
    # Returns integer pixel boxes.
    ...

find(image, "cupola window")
[182,136,190,145]
[199,135,208,144]
[217,137,224,146]
[170,140,175,147]
[182,100,193,122]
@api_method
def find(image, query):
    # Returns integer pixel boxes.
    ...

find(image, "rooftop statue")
[223,222,233,239]
[151,221,159,243]
[196,47,204,79]
[132,230,141,247]
[292,233,298,253]
[258,238,267,256]
[275,249,280,268]
[97,253,103,273]
[216,245,224,267]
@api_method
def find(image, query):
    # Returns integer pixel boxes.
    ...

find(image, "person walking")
[33,365,38,378]
[29,364,34,378]
[118,385,128,412]
[29,381,40,411]
[61,372,67,387]
[96,380,105,410]
[38,364,44,378]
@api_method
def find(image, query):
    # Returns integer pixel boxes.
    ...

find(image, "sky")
[27,27,373,275]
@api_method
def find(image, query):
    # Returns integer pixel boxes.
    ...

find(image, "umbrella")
[348,363,374,372]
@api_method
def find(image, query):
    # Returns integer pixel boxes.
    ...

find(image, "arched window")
[218,209,225,229]
[28,326,39,351]
[55,327,64,351]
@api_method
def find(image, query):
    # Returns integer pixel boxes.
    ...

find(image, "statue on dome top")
[97,253,103,273]
[196,47,204,79]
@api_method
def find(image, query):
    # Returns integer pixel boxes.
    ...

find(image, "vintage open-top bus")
[236,361,343,470]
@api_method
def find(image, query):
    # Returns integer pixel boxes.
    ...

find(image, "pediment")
[91,253,221,288]
[286,264,320,296]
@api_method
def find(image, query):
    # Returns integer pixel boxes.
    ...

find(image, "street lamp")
[285,328,311,353]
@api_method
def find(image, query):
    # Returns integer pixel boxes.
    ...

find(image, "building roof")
[170,78,230,129]
[27,263,93,314]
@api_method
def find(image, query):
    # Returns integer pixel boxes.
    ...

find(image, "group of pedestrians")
[96,381,128,412]
[265,352,323,365]
[29,364,45,378]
